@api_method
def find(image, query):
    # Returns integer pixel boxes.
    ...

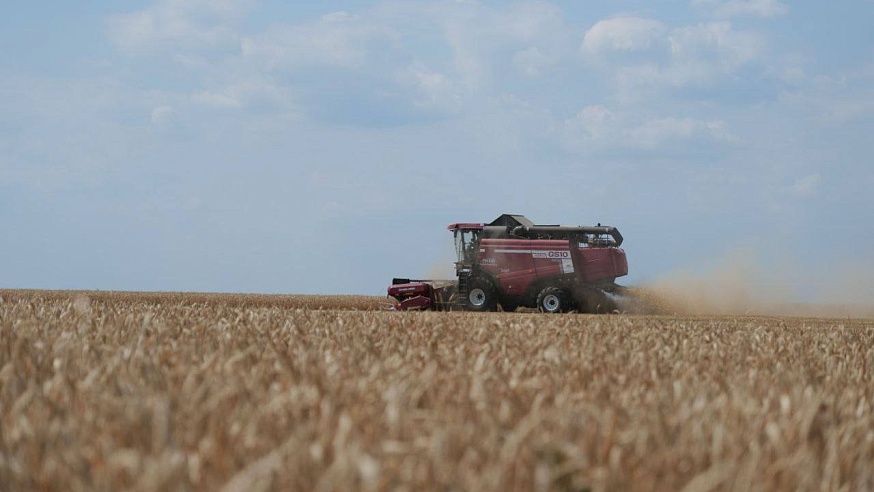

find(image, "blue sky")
[1,0,872,301]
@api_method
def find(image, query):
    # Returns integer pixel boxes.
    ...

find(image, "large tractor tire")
[537,286,574,313]
[467,277,498,312]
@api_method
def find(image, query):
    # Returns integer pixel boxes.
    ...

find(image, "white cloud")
[772,52,807,85]
[669,22,761,68]
[564,104,614,140]
[322,11,357,23]
[106,0,252,54]
[561,105,732,151]
[231,1,576,120]
[692,0,789,18]
[187,78,296,112]
[779,64,874,124]
[105,0,581,126]
[582,18,765,99]
[150,105,177,126]
[581,17,667,59]
[434,1,572,88]
[397,61,462,111]
[240,16,395,69]
[191,91,241,109]
[631,116,731,148]
[791,174,820,197]
[489,2,567,42]
[512,47,552,76]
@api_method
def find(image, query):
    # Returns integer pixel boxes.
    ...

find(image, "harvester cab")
[450,223,482,267]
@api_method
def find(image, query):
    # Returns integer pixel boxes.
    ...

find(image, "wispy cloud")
[191,91,241,109]
[106,0,252,54]
[791,174,820,197]
[240,12,397,70]
[582,18,765,100]
[561,105,734,152]
[691,0,789,19]
[580,17,667,59]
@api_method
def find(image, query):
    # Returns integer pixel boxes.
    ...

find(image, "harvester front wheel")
[468,278,498,312]
[537,286,573,313]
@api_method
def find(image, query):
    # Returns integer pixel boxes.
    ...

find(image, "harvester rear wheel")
[537,287,573,313]
[467,278,498,312]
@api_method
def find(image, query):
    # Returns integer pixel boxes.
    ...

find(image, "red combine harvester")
[387,214,628,313]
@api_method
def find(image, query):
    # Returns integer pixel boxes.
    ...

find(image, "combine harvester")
[388,214,628,313]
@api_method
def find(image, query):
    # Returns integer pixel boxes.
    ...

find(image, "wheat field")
[1,290,872,491]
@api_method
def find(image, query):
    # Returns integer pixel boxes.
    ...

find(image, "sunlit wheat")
[1,291,871,491]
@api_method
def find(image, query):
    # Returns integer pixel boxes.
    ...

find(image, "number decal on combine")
[532,251,570,259]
